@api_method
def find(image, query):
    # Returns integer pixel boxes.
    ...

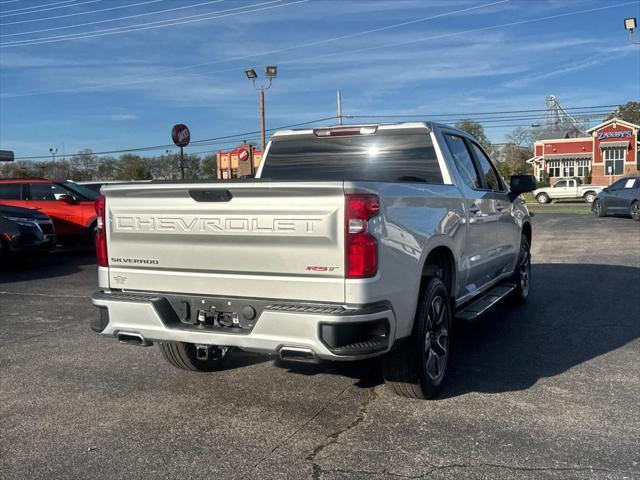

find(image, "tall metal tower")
[545,95,583,130]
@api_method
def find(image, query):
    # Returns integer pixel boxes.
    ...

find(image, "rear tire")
[159,342,231,372]
[630,201,640,222]
[536,193,550,204]
[383,277,451,400]
[593,199,606,217]
[510,235,531,304]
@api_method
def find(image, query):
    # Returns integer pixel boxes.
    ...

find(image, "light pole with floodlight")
[624,17,639,44]
[49,147,58,162]
[245,66,277,151]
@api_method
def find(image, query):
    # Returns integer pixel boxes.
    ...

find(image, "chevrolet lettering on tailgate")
[113,215,325,235]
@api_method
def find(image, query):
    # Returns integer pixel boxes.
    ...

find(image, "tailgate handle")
[189,189,233,202]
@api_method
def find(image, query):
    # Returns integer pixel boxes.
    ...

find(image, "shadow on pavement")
[279,263,640,398]
[441,263,640,398]
[0,247,95,284]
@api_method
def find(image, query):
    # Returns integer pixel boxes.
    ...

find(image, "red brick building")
[216,144,263,179]
[527,118,640,185]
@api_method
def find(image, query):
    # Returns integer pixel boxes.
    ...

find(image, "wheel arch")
[419,245,456,299]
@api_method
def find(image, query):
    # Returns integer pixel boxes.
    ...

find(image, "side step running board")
[455,282,516,322]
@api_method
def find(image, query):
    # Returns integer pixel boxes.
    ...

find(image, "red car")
[0,178,98,242]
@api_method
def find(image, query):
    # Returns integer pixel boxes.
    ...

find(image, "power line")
[11,116,337,160]
[0,0,307,47]
[0,0,230,33]
[0,0,164,27]
[342,104,621,119]
[343,111,613,126]
[0,0,101,18]
[9,107,616,161]
[0,0,78,13]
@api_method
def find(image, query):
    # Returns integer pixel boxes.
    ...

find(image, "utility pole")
[260,88,266,151]
[179,146,185,180]
[337,91,343,125]
[245,66,278,152]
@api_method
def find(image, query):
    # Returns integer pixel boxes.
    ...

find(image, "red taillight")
[94,195,108,267]
[345,194,379,278]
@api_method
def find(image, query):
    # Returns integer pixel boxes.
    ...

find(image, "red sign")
[238,148,249,162]
[171,124,191,147]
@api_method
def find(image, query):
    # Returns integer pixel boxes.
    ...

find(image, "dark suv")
[0,205,56,262]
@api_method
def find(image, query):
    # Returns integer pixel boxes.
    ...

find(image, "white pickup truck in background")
[533,177,605,204]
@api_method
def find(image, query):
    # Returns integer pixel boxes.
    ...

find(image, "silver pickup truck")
[533,177,604,204]
[90,122,536,399]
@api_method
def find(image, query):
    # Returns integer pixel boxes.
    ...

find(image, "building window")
[576,159,590,177]
[548,160,561,177]
[603,148,625,175]
[563,160,575,177]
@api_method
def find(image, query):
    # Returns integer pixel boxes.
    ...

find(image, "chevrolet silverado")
[90,122,536,399]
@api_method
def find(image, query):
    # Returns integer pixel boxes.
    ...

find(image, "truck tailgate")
[104,182,346,303]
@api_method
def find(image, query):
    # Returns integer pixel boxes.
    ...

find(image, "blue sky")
[0,0,639,159]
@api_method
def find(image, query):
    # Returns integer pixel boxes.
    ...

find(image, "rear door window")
[0,183,22,200]
[469,143,503,192]
[443,134,481,189]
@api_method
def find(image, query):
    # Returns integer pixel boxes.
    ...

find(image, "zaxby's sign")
[597,130,633,140]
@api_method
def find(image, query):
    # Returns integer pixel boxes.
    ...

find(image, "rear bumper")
[90,290,396,361]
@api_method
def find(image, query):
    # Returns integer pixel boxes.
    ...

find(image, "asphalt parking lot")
[1,213,639,479]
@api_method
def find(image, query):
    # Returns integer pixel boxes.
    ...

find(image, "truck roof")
[271,121,459,137]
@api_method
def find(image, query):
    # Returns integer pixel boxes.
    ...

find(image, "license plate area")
[163,296,259,333]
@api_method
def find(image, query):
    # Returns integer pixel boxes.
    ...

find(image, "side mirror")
[57,194,77,204]
[602,187,609,192]
[509,175,537,201]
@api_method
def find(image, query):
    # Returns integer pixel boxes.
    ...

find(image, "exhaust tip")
[117,331,152,347]
[279,346,318,363]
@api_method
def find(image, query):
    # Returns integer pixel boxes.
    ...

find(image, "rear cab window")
[261,127,444,184]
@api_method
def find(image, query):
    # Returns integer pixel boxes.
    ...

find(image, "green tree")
[455,119,493,155]
[117,154,152,180]
[606,101,640,125]
[96,156,119,180]
[201,154,217,178]
[501,143,533,178]
[69,149,97,181]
